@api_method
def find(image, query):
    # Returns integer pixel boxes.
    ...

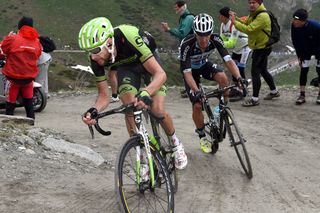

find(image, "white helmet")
[193,13,214,36]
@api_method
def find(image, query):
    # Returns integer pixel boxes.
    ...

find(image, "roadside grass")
[274,66,318,86]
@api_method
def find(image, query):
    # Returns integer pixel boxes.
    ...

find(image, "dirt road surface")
[1,87,319,213]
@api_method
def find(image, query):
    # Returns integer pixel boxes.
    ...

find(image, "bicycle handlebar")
[88,103,164,139]
[204,84,238,99]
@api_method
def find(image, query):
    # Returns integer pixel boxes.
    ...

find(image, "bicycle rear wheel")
[223,108,253,179]
[115,136,174,213]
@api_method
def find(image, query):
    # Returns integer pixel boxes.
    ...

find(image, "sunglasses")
[89,44,106,55]
[88,38,113,55]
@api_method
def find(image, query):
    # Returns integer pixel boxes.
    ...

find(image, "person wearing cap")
[0,16,42,119]
[291,8,320,105]
[219,6,251,102]
[230,0,280,107]
[161,1,194,98]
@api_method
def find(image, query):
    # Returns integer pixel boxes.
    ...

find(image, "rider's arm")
[108,69,118,95]
[224,59,241,79]
[142,56,167,95]
[90,59,111,112]
[82,78,110,126]
[212,34,241,79]
[94,80,110,111]
[183,71,199,91]
[179,37,199,90]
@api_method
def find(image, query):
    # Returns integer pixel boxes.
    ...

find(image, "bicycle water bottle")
[213,105,220,127]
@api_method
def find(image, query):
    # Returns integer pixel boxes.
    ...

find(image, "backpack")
[39,36,56,53]
[253,10,280,47]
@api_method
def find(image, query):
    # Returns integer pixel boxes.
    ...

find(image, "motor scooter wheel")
[33,87,47,112]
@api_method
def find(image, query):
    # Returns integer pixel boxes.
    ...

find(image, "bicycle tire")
[203,104,219,154]
[115,135,174,213]
[223,108,253,179]
[156,125,178,193]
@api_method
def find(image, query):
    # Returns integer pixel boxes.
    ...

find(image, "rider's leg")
[151,93,188,170]
[116,65,141,136]
[213,72,229,101]
[192,102,204,133]
[119,87,137,136]
[151,94,174,135]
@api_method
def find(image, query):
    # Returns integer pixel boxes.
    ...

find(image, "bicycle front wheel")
[224,108,253,179]
[115,136,174,213]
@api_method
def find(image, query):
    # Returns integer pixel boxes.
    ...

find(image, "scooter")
[0,59,47,112]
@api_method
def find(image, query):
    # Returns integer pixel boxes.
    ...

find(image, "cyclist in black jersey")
[179,13,243,153]
[78,17,187,170]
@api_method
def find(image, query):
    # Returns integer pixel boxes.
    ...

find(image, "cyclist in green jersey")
[78,17,187,170]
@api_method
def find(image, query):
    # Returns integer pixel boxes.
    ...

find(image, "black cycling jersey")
[90,25,157,81]
[179,33,231,73]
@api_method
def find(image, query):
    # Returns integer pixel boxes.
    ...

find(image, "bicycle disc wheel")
[115,136,174,213]
[157,125,178,193]
[224,108,253,179]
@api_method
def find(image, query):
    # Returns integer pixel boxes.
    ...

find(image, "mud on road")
[0,87,319,213]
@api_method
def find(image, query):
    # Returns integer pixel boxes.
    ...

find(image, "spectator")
[36,35,56,99]
[36,51,52,98]
[291,8,320,105]
[161,1,194,42]
[219,7,251,102]
[0,16,42,119]
[161,1,194,98]
[230,0,280,107]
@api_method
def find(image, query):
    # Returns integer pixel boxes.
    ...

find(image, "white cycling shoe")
[173,143,188,170]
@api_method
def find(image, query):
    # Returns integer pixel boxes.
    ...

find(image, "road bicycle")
[199,83,253,179]
[88,103,176,212]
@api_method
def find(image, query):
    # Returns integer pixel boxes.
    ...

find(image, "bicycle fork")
[134,110,156,189]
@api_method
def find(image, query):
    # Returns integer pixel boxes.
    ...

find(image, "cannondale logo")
[135,116,141,123]
[134,36,143,47]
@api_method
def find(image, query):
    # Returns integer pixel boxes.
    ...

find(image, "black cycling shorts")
[116,49,166,96]
[184,61,223,103]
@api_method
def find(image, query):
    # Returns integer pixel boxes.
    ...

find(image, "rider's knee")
[193,102,202,111]
[216,74,229,87]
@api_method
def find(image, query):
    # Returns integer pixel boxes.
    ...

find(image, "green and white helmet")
[78,17,114,51]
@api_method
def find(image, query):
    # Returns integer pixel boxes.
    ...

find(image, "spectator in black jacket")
[291,9,320,105]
